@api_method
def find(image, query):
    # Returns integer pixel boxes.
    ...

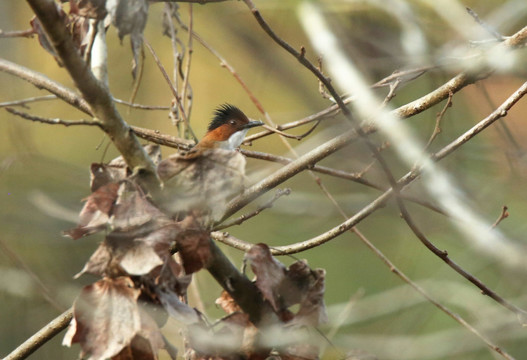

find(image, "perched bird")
[195,104,264,150]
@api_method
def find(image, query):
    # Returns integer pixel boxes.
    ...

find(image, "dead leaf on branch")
[112,309,165,360]
[64,182,120,239]
[63,277,145,360]
[110,182,168,231]
[76,222,182,278]
[70,0,108,20]
[175,220,212,274]
[245,244,328,327]
[292,269,328,327]
[245,243,287,313]
[90,163,127,192]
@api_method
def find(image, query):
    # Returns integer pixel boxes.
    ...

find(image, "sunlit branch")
[0,28,34,38]
[214,188,291,230]
[0,95,56,107]
[4,308,73,360]
[26,0,158,178]
[5,107,101,127]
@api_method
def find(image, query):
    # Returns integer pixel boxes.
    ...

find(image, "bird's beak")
[244,120,264,129]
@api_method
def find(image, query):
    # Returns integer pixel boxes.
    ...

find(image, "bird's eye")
[229,120,236,125]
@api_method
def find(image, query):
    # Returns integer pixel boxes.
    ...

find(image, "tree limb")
[26,0,157,179]
[4,308,73,360]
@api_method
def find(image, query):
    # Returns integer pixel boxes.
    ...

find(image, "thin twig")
[424,90,453,150]
[380,79,400,107]
[243,2,527,335]
[214,188,291,230]
[0,239,63,312]
[466,7,505,41]
[175,20,316,142]
[372,66,434,88]
[5,107,101,127]
[143,38,198,142]
[26,0,158,180]
[113,98,171,110]
[4,308,73,360]
[244,103,344,143]
[350,228,514,360]
[0,28,34,38]
[491,206,509,229]
[0,59,92,115]
[180,3,194,124]
[0,95,57,108]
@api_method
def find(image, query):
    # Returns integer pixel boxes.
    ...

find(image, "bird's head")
[196,104,264,150]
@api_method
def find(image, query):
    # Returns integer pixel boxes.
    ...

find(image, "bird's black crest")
[208,104,248,131]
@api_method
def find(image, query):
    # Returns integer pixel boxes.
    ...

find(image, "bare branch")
[113,98,170,110]
[491,206,509,229]
[144,38,198,142]
[4,308,72,360]
[0,238,63,312]
[244,102,344,143]
[0,59,92,115]
[0,28,34,38]
[26,0,157,178]
[5,107,101,127]
[180,3,194,119]
[349,228,515,360]
[214,188,291,230]
[131,125,194,150]
[466,7,504,41]
[220,129,358,221]
[424,91,453,150]
[0,95,57,108]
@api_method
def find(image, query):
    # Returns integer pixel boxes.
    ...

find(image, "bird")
[194,104,264,150]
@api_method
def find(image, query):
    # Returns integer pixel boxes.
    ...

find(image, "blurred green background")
[2,0,527,359]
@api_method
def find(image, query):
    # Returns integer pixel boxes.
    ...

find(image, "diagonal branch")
[219,128,357,221]
[5,107,101,127]
[25,0,157,180]
[0,58,92,115]
[4,308,72,360]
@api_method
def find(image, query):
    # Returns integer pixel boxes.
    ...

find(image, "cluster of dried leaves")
[30,0,148,76]
[62,145,327,360]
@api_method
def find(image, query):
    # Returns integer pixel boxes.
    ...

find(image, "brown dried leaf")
[245,245,327,326]
[111,183,167,231]
[281,260,312,308]
[78,223,181,278]
[29,5,66,65]
[75,241,112,278]
[72,0,108,19]
[64,182,120,239]
[70,13,91,55]
[245,243,287,312]
[176,228,212,274]
[90,163,127,192]
[292,269,328,327]
[157,149,246,224]
[112,306,165,360]
[63,277,141,360]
